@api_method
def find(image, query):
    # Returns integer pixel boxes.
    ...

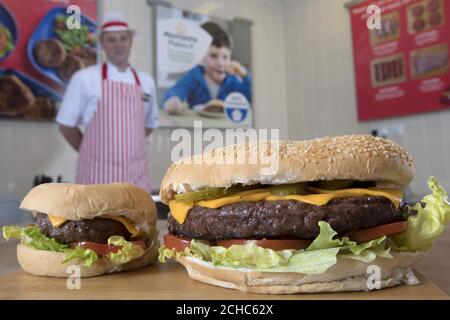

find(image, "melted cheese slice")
[47,214,142,237]
[169,188,403,224]
[48,215,67,228]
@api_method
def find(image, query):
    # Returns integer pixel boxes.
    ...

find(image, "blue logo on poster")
[225,108,248,123]
[224,92,250,124]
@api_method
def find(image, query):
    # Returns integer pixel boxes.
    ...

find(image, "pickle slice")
[314,180,354,190]
[174,184,262,202]
[174,187,226,202]
[271,183,307,196]
[223,184,260,195]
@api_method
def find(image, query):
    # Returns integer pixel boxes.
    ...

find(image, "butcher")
[56,12,159,193]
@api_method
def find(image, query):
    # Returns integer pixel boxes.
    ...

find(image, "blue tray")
[27,7,97,86]
[0,67,62,102]
[0,3,18,61]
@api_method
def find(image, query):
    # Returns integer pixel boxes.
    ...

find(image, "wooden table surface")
[0,221,449,300]
[0,261,448,300]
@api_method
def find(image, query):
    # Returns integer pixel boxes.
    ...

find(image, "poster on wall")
[0,0,97,121]
[350,0,450,121]
[154,5,253,128]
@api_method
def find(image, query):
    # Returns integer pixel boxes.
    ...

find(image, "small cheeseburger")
[2,183,159,277]
[159,135,450,294]
[203,99,225,113]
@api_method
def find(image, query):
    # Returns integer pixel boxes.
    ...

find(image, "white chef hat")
[99,11,136,35]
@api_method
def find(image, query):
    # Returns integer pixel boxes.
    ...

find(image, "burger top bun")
[160,135,414,204]
[20,183,157,235]
[204,99,224,112]
[206,99,224,107]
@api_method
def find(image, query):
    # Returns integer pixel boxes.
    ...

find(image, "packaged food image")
[0,68,60,120]
[407,0,445,34]
[28,8,97,86]
[371,53,406,87]
[410,43,449,80]
[370,11,400,46]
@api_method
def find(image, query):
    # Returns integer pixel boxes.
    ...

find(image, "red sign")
[350,0,450,121]
[0,0,96,120]
[1,0,96,92]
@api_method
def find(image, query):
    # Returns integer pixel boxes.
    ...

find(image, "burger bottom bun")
[176,252,422,294]
[16,240,159,278]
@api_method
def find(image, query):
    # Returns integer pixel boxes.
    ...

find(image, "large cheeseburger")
[159,135,450,294]
[3,183,159,277]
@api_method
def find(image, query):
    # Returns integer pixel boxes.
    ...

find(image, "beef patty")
[57,54,84,82]
[33,39,66,68]
[168,196,407,240]
[0,75,35,116]
[36,213,131,244]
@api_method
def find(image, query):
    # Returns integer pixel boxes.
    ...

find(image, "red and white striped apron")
[76,63,150,192]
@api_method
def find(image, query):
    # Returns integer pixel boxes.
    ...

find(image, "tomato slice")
[71,240,146,256]
[348,221,408,243]
[70,242,119,256]
[164,221,408,253]
[164,234,192,252]
[163,234,214,252]
[218,239,312,251]
[164,234,312,251]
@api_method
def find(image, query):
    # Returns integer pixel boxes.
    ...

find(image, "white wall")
[0,0,288,197]
[2,0,449,199]
[0,121,77,196]
[283,0,450,198]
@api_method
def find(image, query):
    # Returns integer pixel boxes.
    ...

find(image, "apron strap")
[102,63,141,87]
[131,68,141,87]
[102,62,107,80]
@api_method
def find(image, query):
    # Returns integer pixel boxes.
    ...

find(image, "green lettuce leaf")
[190,240,212,260]
[159,245,177,263]
[2,225,22,239]
[158,221,390,274]
[62,246,98,267]
[159,242,341,274]
[107,236,145,265]
[158,240,211,263]
[305,221,389,263]
[393,176,450,251]
[2,225,98,267]
[340,240,392,262]
[307,221,355,250]
[345,236,387,256]
[3,225,68,251]
[259,247,340,274]
[210,243,290,269]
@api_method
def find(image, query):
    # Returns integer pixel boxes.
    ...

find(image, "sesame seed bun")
[160,135,415,203]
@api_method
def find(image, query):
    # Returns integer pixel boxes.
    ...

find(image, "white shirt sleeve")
[55,71,86,127]
[144,75,159,129]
